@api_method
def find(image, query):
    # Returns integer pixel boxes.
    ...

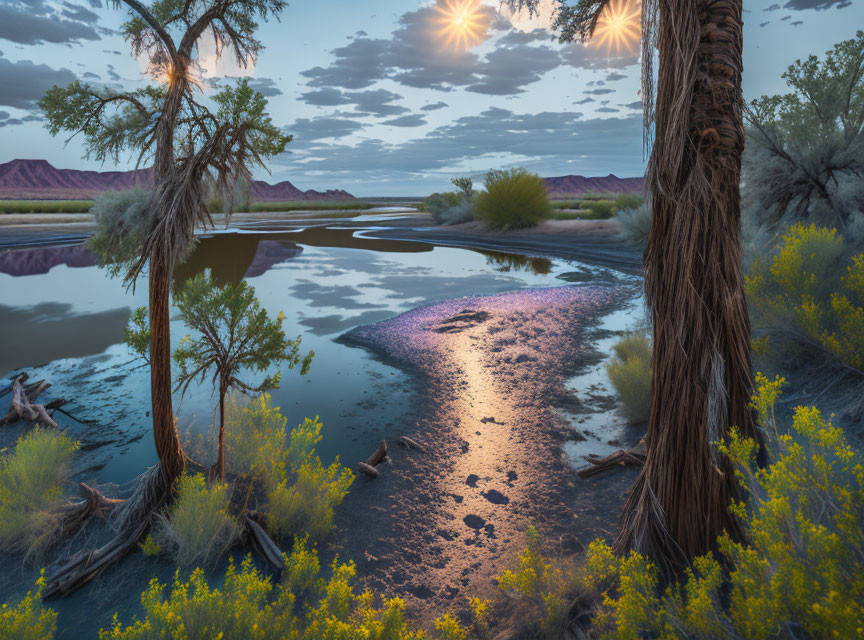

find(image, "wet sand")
[335,285,642,622]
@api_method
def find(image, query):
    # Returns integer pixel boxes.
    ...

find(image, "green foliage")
[0,200,93,214]
[474,168,551,230]
[582,374,864,640]
[173,269,312,398]
[0,429,78,555]
[746,223,864,368]
[138,534,162,557]
[0,573,56,640]
[605,332,652,422]
[86,188,154,276]
[616,200,652,246]
[151,474,241,567]
[124,306,150,363]
[422,191,474,225]
[497,525,571,638]
[744,31,864,228]
[451,177,474,200]
[224,394,353,542]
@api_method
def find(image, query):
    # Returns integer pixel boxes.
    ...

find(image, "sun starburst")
[591,0,641,56]
[434,0,486,51]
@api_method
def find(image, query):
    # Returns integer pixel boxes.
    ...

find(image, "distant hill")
[0,159,355,201]
[543,174,645,197]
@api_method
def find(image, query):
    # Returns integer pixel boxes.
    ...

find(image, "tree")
[172,270,313,480]
[744,31,864,231]
[38,0,289,596]
[451,176,474,200]
[507,0,760,568]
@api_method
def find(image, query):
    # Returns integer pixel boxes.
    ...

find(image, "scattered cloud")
[585,88,615,95]
[300,87,408,118]
[0,1,100,45]
[287,116,367,141]
[0,54,76,110]
[783,0,851,8]
[381,114,427,127]
[420,101,448,111]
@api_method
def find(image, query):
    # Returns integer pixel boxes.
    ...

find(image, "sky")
[0,0,861,196]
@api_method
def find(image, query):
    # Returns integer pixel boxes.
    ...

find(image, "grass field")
[0,199,373,214]
[0,200,94,213]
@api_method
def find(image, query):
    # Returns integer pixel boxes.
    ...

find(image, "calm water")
[0,225,642,634]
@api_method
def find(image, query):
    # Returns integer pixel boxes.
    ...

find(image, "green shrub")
[581,373,864,640]
[616,200,652,246]
[423,191,473,225]
[497,525,571,638]
[0,573,56,640]
[612,193,643,212]
[86,188,154,275]
[224,394,353,542]
[473,168,551,230]
[0,200,93,214]
[0,429,78,555]
[746,222,864,368]
[605,332,652,422]
[152,474,241,566]
[266,457,353,542]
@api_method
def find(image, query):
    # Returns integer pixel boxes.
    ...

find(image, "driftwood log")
[398,435,425,452]
[356,439,387,478]
[577,448,646,479]
[1,374,66,429]
[54,483,123,536]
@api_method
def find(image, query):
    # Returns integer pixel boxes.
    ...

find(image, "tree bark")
[215,375,227,481]
[615,0,759,568]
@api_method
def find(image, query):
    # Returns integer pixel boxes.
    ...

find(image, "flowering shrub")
[746,223,864,369]
[0,573,56,640]
[582,374,864,640]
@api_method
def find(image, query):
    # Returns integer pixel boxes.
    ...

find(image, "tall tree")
[39,0,289,596]
[507,0,760,567]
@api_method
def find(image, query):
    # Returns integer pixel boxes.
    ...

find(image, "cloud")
[0,111,42,127]
[764,3,781,9]
[782,0,851,8]
[420,101,448,111]
[760,20,771,26]
[574,97,595,104]
[246,77,282,97]
[791,19,803,25]
[0,54,76,110]
[605,72,627,81]
[81,71,100,79]
[585,88,614,95]
[287,116,367,141]
[299,87,408,118]
[381,114,427,127]
[597,107,619,113]
[0,1,100,45]
[300,0,639,100]
[622,101,642,109]
[273,109,645,189]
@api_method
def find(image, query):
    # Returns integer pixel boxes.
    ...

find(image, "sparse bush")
[207,177,253,214]
[424,191,474,225]
[474,168,551,230]
[612,193,643,212]
[616,199,652,247]
[0,573,56,640]
[582,374,864,640]
[86,188,153,275]
[497,525,571,638]
[151,473,241,567]
[605,332,652,422]
[0,429,78,556]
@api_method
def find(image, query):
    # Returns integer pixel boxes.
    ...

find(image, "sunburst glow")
[434,0,486,51]
[591,0,641,55]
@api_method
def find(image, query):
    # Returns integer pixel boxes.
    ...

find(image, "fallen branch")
[356,461,380,478]
[1,374,63,429]
[54,483,124,536]
[356,440,387,479]
[245,516,284,573]
[577,448,646,479]
[398,435,425,452]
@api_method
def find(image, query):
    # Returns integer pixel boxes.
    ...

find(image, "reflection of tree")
[479,250,552,275]
[173,235,260,289]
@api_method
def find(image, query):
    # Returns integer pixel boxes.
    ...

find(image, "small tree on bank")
[173,269,313,481]
[38,0,290,597]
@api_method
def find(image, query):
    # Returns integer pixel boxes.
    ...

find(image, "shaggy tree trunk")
[615,0,759,568]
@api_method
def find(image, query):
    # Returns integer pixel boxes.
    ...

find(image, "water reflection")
[478,249,552,275]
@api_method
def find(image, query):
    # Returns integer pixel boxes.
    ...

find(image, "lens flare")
[591,0,641,55]
[434,0,486,51]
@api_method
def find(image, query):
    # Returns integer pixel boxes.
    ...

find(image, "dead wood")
[398,435,426,452]
[578,448,646,479]
[365,439,388,466]
[43,463,171,599]
[54,483,124,536]
[1,374,62,429]
[245,516,284,573]
[356,461,380,478]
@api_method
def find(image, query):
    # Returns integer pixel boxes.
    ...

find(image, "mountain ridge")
[0,159,356,201]
[543,173,645,196]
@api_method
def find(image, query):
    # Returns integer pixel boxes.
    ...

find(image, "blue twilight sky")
[0,0,861,195]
